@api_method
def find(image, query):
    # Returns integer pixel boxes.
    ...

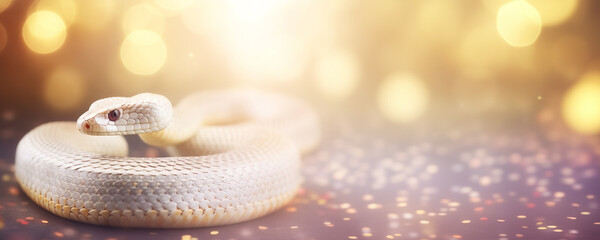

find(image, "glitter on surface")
[5,114,600,239]
[257,226,268,230]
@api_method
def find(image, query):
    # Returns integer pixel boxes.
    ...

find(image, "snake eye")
[108,109,120,121]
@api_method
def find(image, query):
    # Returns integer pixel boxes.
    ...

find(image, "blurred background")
[2,0,600,239]
[0,0,597,135]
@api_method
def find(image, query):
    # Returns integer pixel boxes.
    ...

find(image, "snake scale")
[15,90,320,228]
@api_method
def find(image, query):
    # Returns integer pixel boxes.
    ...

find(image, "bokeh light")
[29,0,76,27]
[562,71,600,135]
[314,47,361,99]
[0,0,12,13]
[43,67,85,111]
[377,73,429,123]
[120,30,167,75]
[121,3,165,35]
[0,23,6,53]
[528,0,578,27]
[496,0,542,47]
[22,11,67,54]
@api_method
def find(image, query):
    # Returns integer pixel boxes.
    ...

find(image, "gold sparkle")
[258,226,268,230]
[587,195,595,199]
[209,231,219,235]
[367,203,382,209]
[286,206,297,212]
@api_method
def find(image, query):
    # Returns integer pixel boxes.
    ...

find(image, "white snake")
[15,90,320,228]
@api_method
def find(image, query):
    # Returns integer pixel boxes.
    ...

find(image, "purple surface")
[1,110,600,240]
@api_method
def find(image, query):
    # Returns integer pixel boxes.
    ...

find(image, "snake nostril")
[85,123,90,130]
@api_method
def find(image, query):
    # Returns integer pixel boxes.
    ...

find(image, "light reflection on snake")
[15,90,320,228]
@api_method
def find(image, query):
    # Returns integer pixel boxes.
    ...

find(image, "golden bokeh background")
[0,0,598,136]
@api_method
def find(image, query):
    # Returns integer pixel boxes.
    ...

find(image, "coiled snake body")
[15,90,319,228]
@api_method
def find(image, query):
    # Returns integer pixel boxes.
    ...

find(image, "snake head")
[77,93,172,135]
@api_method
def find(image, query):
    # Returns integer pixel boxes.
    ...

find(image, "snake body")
[15,90,319,228]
